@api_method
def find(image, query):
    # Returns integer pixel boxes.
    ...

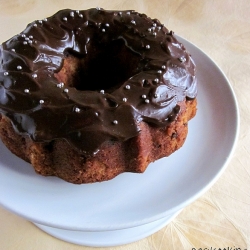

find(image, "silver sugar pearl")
[57,82,64,88]
[24,89,29,93]
[153,23,157,27]
[145,99,150,103]
[79,14,83,18]
[123,97,127,102]
[178,56,186,63]
[153,32,157,36]
[154,94,159,98]
[23,41,28,45]
[63,88,69,93]
[63,17,67,21]
[28,40,33,44]
[162,65,166,69]
[96,7,101,10]
[148,28,151,32]
[38,20,43,24]
[25,37,30,41]
[125,85,131,90]
[11,49,15,52]
[113,120,118,125]
[102,29,106,32]
[17,65,22,70]
[21,34,26,38]
[105,23,110,27]
[154,78,159,83]
[126,12,130,15]
[157,70,162,74]
[131,20,136,25]
[32,73,37,78]
[29,35,33,39]
[39,100,44,104]
[70,12,74,17]
[76,10,80,14]
[4,72,9,76]
[145,45,150,49]
[74,107,81,113]
[43,18,48,22]
[100,90,105,94]
[33,23,37,27]
[141,94,147,99]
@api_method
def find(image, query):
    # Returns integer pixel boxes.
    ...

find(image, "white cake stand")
[0,36,239,248]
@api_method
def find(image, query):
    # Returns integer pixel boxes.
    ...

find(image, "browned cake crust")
[0,99,196,184]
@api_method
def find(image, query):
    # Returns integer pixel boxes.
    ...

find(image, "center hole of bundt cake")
[55,39,141,92]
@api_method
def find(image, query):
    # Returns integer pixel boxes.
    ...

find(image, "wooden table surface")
[0,0,249,249]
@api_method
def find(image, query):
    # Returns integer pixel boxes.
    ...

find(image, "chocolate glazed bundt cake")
[0,8,197,184]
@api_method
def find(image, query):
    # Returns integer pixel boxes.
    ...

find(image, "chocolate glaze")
[0,8,197,155]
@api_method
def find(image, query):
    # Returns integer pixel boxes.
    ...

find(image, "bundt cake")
[0,8,197,184]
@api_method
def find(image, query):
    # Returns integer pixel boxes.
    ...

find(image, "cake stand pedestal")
[34,209,181,247]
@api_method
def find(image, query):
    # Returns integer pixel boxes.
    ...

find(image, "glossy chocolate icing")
[0,8,197,155]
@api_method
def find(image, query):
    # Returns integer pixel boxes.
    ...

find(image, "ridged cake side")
[0,98,196,184]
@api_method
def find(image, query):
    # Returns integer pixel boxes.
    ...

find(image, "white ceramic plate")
[0,37,239,232]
